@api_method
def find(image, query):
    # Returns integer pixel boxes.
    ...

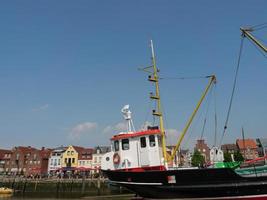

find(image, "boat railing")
[235,164,267,177]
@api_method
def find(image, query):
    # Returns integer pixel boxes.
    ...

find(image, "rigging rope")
[213,84,218,147]
[200,85,213,140]
[159,76,211,80]
[200,119,207,140]
[183,83,213,149]
[251,22,267,31]
[220,37,244,146]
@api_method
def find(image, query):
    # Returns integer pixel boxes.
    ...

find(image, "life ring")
[113,153,120,165]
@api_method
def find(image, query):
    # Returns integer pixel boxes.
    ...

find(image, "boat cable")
[219,37,245,146]
[183,85,214,149]
[159,75,211,80]
[200,86,213,140]
[213,83,218,147]
[250,22,267,31]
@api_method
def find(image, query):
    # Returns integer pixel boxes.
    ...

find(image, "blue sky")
[0,1,267,149]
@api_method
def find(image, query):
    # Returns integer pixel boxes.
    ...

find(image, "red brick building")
[0,149,11,174]
[236,139,259,160]
[26,147,51,177]
[221,144,238,154]
[194,139,210,162]
[4,146,51,176]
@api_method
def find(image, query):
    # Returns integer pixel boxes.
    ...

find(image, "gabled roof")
[72,146,87,153]
[13,146,38,153]
[76,147,94,160]
[236,139,257,149]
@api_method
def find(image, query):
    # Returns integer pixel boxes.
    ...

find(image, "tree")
[224,152,232,162]
[191,150,205,167]
[234,151,244,162]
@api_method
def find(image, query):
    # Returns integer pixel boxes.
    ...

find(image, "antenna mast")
[148,40,168,164]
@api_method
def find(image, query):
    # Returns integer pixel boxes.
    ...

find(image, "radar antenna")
[121,105,135,133]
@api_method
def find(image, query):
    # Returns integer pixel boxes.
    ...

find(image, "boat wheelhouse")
[101,106,165,171]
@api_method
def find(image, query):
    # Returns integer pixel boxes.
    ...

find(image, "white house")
[48,146,66,174]
[92,146,110,174]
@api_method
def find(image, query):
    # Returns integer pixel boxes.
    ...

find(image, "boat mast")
[148,40,168,164]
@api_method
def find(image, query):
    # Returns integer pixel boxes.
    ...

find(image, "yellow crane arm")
[168,75,216,162]
[241,27,267,53]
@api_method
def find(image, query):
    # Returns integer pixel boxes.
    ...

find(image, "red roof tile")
[236,139,257,149]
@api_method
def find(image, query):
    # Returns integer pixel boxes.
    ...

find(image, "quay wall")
[0,178,127,198]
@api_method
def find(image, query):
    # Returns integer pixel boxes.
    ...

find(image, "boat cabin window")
[114,140,119,151]
[149,135,156,147]
[122,139,129,150]
[140,137,146,148]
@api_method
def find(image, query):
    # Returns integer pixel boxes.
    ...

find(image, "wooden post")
[97,176,100,195]
[81,176,85,195]
[56,180,60,197]
[34,179,38,191]
[22,180,27,196]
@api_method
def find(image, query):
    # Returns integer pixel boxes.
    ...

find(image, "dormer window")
[122,139,129,150]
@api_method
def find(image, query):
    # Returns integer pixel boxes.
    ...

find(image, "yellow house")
[61,145,80,168]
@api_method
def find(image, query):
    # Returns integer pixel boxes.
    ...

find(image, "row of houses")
[0,145,110,177]
[195,138,267,163]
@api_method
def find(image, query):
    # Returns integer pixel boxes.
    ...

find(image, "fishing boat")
[101,27,267,199]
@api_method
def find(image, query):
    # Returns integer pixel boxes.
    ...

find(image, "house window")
[149,135,156,147]
[71,151,74,155]
[114,140,119,151]
[122,139,130,150]
[140,137,146,148]
[65,158,67,164]
[72,158,75,163]
[58,159,60,165]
